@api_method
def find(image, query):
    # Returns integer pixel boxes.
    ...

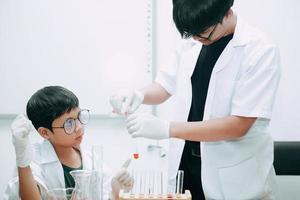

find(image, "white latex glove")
[109,90,144,115]
[111,159,134,195]
[10,114,34,168]
[125,114,170,140]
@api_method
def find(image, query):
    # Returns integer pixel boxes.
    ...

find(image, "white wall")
[0,0,152,115]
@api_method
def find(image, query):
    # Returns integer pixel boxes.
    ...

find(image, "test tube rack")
[119,190,191,200]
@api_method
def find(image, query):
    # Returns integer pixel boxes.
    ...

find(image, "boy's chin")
[72,137,83,148]
[71,142,81,149]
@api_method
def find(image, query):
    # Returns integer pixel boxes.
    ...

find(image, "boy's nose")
[192,35,206,43]
[75,119,84,135]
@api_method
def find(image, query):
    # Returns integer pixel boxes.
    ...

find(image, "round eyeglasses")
[52,109,90,135]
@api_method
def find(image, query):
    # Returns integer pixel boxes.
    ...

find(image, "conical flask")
[70,170,92,200]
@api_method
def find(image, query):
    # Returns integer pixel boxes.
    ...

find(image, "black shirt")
[187,34,234,155]
[178,34,234,200]
[62,162,83,188]
[61,148,83,188]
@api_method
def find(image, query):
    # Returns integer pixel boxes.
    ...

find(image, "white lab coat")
[156,16,281,200]
[3,140,112,200]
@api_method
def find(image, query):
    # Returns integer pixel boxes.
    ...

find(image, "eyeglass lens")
[64,109,90,134]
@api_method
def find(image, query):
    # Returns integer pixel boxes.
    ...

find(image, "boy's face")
[193,22,227,46]
[48,107,85,147]
[192,10,234,46]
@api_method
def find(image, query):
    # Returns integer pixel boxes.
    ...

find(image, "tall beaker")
[91,145,103,200]
[70,170,92,200]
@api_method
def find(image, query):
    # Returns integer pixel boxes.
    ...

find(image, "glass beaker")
[90,170,102,200]
[91,145,103,200]
[46,188,79,200]
[70,170,92,200]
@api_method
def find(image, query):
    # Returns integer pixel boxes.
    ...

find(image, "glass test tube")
[175,170,184,194]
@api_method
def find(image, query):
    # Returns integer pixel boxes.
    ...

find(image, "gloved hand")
[10,114,34,168]
[125,114,170,140]
[111,159,134,195]
[109,90,144,115]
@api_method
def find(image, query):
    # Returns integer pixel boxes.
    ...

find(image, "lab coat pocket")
[218,156,265,200]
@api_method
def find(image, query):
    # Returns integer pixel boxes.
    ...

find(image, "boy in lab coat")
[4,86,133,200]
[110,0,281,199]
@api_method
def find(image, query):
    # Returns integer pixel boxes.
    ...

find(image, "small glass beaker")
[46,188,79,200]
[70,170,92,200]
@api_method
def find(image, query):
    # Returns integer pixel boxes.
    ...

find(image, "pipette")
[122,110,139,160]
[111,106,140,160]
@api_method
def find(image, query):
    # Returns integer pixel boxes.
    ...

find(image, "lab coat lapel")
[202,44,235,121]
[203,16,248,121]
[212,16,248,74]
[176,41,202,119]
[214,41,235,73]
[181,41,202,78]
[40,140,65,188]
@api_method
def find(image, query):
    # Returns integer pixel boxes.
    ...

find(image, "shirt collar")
[39,139,59,164]
[38,140,88,169]
[231,15,251,47]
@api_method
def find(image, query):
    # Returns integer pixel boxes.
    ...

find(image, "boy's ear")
[225,8,233,18]
[37,127,52,139]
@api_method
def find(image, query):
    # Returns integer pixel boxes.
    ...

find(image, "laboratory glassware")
[70,170,92,200]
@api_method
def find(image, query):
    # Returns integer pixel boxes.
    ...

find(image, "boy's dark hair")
[173,0,234,38]
[26,86,79,131]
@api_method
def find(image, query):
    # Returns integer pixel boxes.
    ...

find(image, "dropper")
[122,106,139,160]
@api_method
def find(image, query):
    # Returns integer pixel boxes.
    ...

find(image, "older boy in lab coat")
[4,86,133,200]
[110,0,281,199]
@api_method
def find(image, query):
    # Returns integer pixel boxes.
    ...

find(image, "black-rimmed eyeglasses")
[196,23,218,41]
[52,109,90,134]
